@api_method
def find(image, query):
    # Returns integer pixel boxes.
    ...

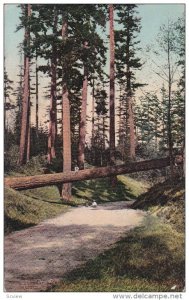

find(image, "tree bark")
[62,85,72,200]
[18,4,31,165]
[109,4,116,165]
[125,15,135,161]
[61,16,72,201]
[78,46,88,170]
[91,78,95,147]
[126,93,135,160]
[61,17,72,201]
[26,83,31,162]
[167,30,174,178]
[5,157,170,190]
[47,6,57,163]
[109,4,117,185]
[35,55,39,138]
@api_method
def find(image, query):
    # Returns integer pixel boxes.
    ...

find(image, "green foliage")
[115,4,143,87]
[4,69,14,108]
[135,86,185,159]
[171,90,185,151]
[90,80,109,166]
[174,17,185,90]
[135,91,164,157]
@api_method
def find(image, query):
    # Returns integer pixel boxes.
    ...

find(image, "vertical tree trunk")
[167,35,174,178]
[35,55,39,138]
[47,6,57,163]
[118,84,122,146]
[127,95,135,159]
[109,4,116,165]
[26,74,31,162]
[26,116,30,162]
[161,85,167,151]
[109,4,117,185]
[91,78,95,147]
[18,4,31,165]
[4,58,7,130]
[61,16,72,201]
[62,84,72,200]
[78,46,88,170]
[154,109,158,153]
[102,116,106,151]
[125,21,135,161]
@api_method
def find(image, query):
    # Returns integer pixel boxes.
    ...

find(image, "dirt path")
[4,201,146,292]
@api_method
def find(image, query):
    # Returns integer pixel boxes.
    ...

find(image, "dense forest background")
[4,4,185,200]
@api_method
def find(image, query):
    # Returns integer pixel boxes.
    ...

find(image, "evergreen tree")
[159,84,169,154]
[18,4,31,165]
[174,16,185,91]
[115,4,143,161]
[61,12,72,201]
[4,61,14,130]
[109,4,116,166]
[135,92,162,158]
[155,21,179,177]
[76,5,107,169]
[47,5,58,163]
[35,54,39,138]
[109,4,117,186]
[91,82,108,166]
[13,50,24,144]
[171,90,184,152]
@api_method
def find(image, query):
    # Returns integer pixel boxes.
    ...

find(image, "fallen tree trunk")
[5,157,170,190]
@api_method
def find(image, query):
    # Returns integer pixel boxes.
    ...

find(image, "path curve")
[4,201,146,292]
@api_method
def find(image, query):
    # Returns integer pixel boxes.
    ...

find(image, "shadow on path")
[4,202,145,292]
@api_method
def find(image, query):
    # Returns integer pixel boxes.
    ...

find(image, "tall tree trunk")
[61,16,72,201]
[109,4,117,185]
[26,118,30,162]
[18,4,31,165]
[78,45,88,170]
[35,55,39,138]
[118,84,122,147]
[91,78,95,147]
[4,58,7,130]
[125,22,135,161]
[155,112,158,153]
[102,116,106,151]
[126,92,135,160]
[167,34,174,178]
[47,6,57,163]
[26,74,31,162]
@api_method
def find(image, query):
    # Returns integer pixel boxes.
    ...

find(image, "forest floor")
[4,201,145,292]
